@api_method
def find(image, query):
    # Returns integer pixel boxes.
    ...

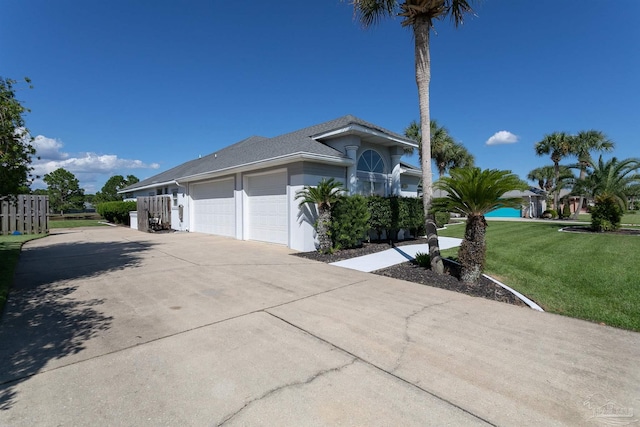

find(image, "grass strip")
[49,219,108,228]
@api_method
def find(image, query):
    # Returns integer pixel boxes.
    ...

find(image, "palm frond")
[434,167,525,216]
[295,177,345,210]
[350,0,397,27]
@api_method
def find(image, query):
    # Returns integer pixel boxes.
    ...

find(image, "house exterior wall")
[172,185,189,231]
[322,135,360,155]
[289,161,348,251]
[400,174,421,197]
[234,172,243,240]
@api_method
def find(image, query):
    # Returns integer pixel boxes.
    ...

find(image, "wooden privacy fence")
[136,196,171,232]
[0,195,49,235]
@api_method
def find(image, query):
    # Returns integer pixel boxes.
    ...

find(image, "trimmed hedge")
[367,196,391,240]
[321,195,443,249]
[96,201,137,225]
[363,196,426,241]
[330,195,370,249]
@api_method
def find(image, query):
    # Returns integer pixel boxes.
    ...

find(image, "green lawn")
[0,234,47,313]
[49,219,108,228]
[439,221,640,331]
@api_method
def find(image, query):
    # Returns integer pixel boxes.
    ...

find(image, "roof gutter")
[118,179,179,194]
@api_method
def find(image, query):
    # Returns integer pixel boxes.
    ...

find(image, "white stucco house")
[121,115,421,251]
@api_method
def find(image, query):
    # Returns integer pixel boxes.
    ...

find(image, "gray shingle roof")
[124,115,410,191]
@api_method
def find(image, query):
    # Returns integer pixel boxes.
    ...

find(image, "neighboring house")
[557,189,590,214]
[121,115,419,251]
[484,188,547,218]
[433,188,547,218]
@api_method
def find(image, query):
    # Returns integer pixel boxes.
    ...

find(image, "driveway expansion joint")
[0,279,370,387]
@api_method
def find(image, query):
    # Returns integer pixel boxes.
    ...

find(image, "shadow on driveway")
[0,240,155,410]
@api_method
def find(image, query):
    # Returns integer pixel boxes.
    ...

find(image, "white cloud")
[486,130,519,146]
[32,135,69,160]
[30,134,160,191]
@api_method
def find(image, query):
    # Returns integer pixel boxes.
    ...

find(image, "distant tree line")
[30,168,139,214]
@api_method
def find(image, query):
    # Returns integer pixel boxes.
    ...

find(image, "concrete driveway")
[0,227,638,426]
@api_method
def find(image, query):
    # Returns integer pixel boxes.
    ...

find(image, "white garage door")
[247,171,288,245]
[191,178,235,237]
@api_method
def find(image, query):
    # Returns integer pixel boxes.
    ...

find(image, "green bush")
[434,211,451,228]
[330,195,370,249]
[591,195,623,232]
[367,196,391,240]
[96,201,137,225]
[542,209,558,219]
[388,196,411,241]
[560,203,571,219]
[405,197,425,237]
[414,252,430,268]
[366,196,426,240]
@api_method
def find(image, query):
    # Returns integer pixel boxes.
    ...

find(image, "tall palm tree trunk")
[553,161,560,210]
[459,214,487,285]
[414,17,443,274]
[571,166,587,219]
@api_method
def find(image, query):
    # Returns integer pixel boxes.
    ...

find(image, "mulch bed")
[293,238,526,307]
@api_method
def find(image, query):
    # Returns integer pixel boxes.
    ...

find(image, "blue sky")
[3,0,639,193]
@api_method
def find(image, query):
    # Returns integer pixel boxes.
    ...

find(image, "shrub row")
[330,195,370,250]
[329,195,451,249]
[366,196,425,241]
[96,201,137,225]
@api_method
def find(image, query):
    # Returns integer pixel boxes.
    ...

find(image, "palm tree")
[295,178,345,252]
[433,168,525,285]
[534,131,573,210]
[405,120,474,177]
[569,130,614,218]
[574,156,640,231]
[527,166,556,193]
[434,138,474,178]
[527,165,574,207]
[351,0,477,274]
[574,156,640,210]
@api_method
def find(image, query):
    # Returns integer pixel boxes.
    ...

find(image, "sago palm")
[351,0,477,274]
[433,168,525,285]
[295,178,345,252]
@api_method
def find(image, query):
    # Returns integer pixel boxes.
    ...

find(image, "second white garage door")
[246,171,288,245]
[191,178,235,237]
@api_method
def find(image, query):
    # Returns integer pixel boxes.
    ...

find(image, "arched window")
[357,149,387,196]
[357,149,386,174]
